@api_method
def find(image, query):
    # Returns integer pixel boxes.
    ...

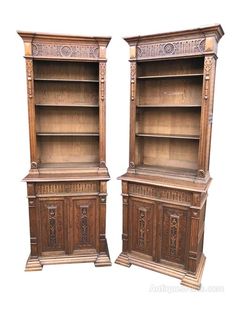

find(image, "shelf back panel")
[136,107,200,137]
[35,81,99,105]
[137,58,204,77]
[138,77,202,107]
[34,60,99,80]
[136,137,198,170]
[36,107,99,133]
[38,136,99,164]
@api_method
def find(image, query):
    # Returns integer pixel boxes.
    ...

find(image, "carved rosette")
[99,62,106,101]
[130,62,136,101]
[32,42,99,59]
[137,38,205,59]
[26,59,33,98]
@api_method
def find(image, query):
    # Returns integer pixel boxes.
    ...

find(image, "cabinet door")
[130,198,155,257]
[70,198,97,252]
[38,198,66,254]
[160,204,189,267]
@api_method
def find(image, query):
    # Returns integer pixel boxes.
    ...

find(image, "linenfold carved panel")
[36,182,98,195]
[129,183,192,204]
[32,42,99,59]
[136,38,205,59]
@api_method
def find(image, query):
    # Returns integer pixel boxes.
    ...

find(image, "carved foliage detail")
[36,182,98,194]
[138,208,146,248]
[80,206,89,244]
[129,184,192,204]
[48,205,57,247]
[130,62,136,101]
[32,42,99,59]
[99,62,106,101]
[137,38,205,59]
[26,59,33,98]
[169,215,179,256]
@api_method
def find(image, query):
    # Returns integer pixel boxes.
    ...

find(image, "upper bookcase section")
[17,31,111,61]
[124,24,224,60]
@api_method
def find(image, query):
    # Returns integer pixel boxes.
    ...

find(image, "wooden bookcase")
[116,25,224,289]
[18,31,111,270]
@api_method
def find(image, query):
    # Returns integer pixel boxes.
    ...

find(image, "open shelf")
[37,132,99,137]
[38,136,99,164]
[35,81,99,106]
[36,106,99,134]
[34,60,99,81]
[136,133,199,140]
[34,78,99,83]
[35,103,99,107]
[137,58,204,77]
[39,162,100,169]
[135,137,199,171]
[137,104,201,108]
[136,107,201,138]
[136,164,197,177]
[137,77,203,107]
[137,73,203,80]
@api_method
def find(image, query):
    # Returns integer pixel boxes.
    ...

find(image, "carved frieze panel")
[136,38,205,59]
[32,42,99,59]
[129,183,192,205]
[36,182,98,195]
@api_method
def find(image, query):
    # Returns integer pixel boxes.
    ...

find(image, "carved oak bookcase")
[18,31,111,270]
[115,25,224,289]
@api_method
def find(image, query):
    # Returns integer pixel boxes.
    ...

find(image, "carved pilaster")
[27,183,38,257]
[198,55,216,175]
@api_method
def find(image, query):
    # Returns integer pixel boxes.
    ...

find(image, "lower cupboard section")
[128,196,203,271]
[129,198,190,267]
[37,197,98,255]
[25,180,112,270]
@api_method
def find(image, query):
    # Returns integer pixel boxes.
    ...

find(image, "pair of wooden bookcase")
[18,24,223,289]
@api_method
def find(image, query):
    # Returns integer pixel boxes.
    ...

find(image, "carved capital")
[197,169,205,178]
[31,161,38,169]
[100,196,106,203]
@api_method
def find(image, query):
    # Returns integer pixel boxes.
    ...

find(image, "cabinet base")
[115,252,206,290]
[25,247,112,271]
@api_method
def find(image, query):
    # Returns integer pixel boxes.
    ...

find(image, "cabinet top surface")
[119,173,212,192]
[124,24,224,43]
[23,172,110,183]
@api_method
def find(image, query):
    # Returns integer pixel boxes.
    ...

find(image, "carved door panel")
[160,204,190,267]
[70,198,97,252]
[38,198,67,254]
[130,198,155,257]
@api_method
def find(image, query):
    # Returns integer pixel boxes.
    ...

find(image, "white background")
[0,0,234,313]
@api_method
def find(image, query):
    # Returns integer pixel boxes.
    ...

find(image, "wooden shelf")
[137,73,203,80]
[136,133,200,140]
[35,103,99,107]
[34,78,99,83]
[39,162,100,169]
[136,164,198,177]
[137,104,201,108]
[37,132,99,137]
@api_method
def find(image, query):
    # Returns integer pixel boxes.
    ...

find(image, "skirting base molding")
[115,252,206,290]
[25,246,112,271]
